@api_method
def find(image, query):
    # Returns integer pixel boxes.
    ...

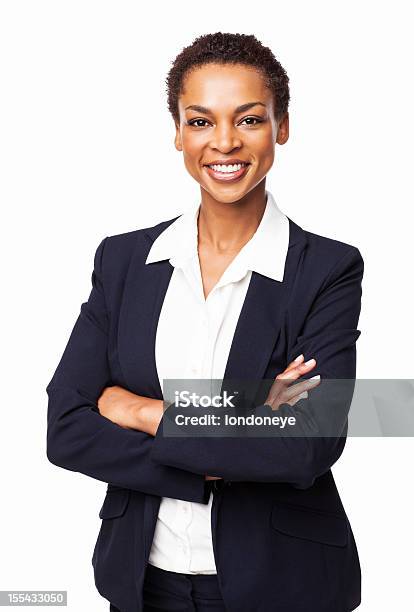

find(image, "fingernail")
[304,358,316,366]
[294,354,304,362]
[309,374,320,380]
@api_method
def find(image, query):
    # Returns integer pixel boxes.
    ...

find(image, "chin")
[203,186,250,204]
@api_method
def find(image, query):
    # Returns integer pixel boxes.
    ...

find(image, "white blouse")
[145,189,289,574]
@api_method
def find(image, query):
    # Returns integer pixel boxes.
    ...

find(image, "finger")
[266,373,320,409]
[279,375,321,407]
[271,357,305,397]
[270,358,317,397]
[277,357,316,380]
[266,359,315,400]
[272,388,311,409]
[286,391,309,406]
[282,375,321,402]
[284,355,317,376]
[265,359,318,407]
[284,353,304,372]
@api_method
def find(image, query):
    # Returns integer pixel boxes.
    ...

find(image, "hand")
[97,385,143,429]
[97,386,163,435]
[264,354,321,411]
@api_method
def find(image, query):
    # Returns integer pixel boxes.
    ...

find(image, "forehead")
[179,63,271,109]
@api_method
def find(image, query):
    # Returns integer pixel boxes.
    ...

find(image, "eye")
[239,116,263,126]
[187,118,211,128]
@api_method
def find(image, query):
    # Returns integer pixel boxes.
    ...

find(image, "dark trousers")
[110,562,226,611]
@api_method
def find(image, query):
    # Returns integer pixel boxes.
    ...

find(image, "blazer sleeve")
[149,246,364,489]
[46,237,208,503]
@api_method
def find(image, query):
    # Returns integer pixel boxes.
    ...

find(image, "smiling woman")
[46,31,363,612]
[172,60,289,202]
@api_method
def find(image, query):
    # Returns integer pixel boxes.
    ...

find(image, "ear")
[174,121,183,152]
[276,112,289,145]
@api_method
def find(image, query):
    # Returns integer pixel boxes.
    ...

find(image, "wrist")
[132,397,163,436]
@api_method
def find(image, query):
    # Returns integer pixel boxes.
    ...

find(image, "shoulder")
[289,219,364,289]
[304,227,362,261]
[93,215,180,278]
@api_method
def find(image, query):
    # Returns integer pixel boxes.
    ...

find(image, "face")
[174,62,289,204]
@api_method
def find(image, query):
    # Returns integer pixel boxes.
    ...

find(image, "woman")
[46,32,363,612]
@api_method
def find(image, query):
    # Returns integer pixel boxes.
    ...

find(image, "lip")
[203,159,251,183]
[203,158,250,166]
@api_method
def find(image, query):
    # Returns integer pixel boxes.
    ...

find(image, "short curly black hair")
[166,32,290,125]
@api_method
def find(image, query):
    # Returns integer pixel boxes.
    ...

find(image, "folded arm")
[46,237,208,503]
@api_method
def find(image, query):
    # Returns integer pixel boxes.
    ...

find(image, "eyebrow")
[184,101,266,114]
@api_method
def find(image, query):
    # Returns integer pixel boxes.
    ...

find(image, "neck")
[197,181,267,254]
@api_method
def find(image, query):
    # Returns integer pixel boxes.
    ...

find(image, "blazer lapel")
[223,218,307,382]
[220,218,307,405]
[118,217,307,399]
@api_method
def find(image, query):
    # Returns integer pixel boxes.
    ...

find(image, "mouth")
[203,161,251,183]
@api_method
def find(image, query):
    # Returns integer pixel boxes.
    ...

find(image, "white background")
[1,1,413,610]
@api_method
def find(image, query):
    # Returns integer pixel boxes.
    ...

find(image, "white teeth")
[208,163,246,173]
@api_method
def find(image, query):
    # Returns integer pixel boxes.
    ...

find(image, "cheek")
[253,143,275,173]
[182,150,204,180]
[246,130,275,159]
[263,149,275,169]
[182,151,201,175]
[181,131,206,156]
[259,132,276,164]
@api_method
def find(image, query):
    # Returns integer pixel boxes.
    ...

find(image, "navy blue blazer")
[46,214,364,612]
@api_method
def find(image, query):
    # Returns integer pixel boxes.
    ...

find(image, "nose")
[209,122,242,153]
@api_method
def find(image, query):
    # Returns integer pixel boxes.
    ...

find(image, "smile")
[203,162,250,182]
